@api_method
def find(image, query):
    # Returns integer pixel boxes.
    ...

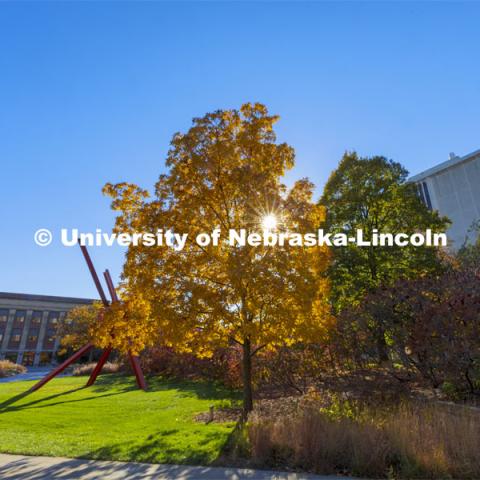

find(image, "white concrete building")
[410,149,480,249]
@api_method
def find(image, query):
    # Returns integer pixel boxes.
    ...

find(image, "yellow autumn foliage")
[89,294,154,356]
[102,103,333,410]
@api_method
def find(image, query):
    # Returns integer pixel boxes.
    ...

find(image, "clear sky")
[1,1,479,299]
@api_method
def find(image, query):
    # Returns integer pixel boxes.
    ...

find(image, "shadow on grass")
[0,388,142,414]
[0,386,87,414]
[84,428,230,465]
[0,390,32,411]
[91,374,240,402]
[0,375,136,414]
[0,419,255,479]
[0,374,240,415]
[0,373,247,472]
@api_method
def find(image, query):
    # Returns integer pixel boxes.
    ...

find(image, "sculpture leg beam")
[129,352,147,390]
[30,343,94,392]
[86,347,113,387]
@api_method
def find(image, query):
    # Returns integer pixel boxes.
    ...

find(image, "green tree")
[321,152,449,360]
[104,103,332,413]
[457,219,480,271]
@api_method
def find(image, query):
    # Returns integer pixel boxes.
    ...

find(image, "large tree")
[321,152,449,360]
[104,103,331,413]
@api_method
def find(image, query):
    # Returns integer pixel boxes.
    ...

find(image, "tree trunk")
[242,339,254,416]
[376,332,389,364]
[367,251,389,363]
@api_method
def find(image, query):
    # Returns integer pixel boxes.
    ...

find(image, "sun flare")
[262,214,278,231]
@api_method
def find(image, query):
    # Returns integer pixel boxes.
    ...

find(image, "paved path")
[0,367,70,384]
[0,454,358,480]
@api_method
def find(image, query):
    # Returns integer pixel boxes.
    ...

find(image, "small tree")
[58,303,100,359]
[104,103,332,413]
[321,152,449,361]
[60,297,155,362]
[458,219,480,272]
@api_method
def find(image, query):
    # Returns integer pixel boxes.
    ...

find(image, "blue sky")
[1,1,479,299]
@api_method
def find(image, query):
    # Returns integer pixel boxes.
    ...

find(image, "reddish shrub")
[336,268,480,396]
[139,346,243,388]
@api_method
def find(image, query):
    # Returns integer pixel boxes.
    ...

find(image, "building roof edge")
[409,149,480,182]
[0,292,96,305]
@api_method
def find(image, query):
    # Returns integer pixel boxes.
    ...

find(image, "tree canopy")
[103,103,332,412]
[320,152,450,313]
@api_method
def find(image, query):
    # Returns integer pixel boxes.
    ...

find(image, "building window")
[416,182,433,210]
[39,352,52,365]
[48,312,60,325]
[26,311,42,349]
[8,329,22,349]
[31,311,43,325]
[27,335,38,348]
[43,312,60,349]
[0,308,8,324]
[0,308,7,339]
[416,183,426,204]
[5,352,18,363]
[422,182,432,210]
[21,352,35,366]
[14,310,26,324]
[8,312,26,348]
[43,334,56,349]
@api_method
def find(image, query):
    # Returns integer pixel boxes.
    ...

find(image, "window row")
[3,351,53,366]
[0,310,62,324]
[0,309,64,349]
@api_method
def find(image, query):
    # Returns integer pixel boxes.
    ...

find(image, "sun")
[262,214,278,231]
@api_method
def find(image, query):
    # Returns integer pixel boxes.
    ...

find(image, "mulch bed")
[195,407,242,423]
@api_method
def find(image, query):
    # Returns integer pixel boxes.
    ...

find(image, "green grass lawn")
[0,375,239,464]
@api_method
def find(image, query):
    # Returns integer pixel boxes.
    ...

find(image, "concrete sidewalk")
[0,367,70,384]
[0,454,358,480]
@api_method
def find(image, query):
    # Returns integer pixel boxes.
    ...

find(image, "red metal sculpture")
[30,244,147,391]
